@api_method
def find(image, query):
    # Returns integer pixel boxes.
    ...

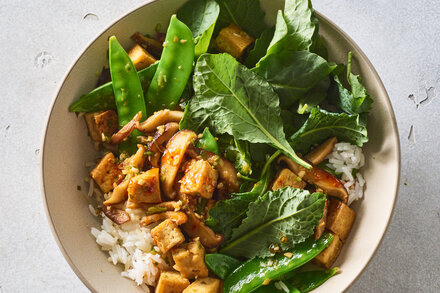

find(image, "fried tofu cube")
[84,110,118,142]
[182,277,221,293]
[314,233,343,269]
[155,271,190,293]
[314,198,328,240]
[90,152,121,193]
[180,160,218,199]
[271,168,307,191]
[326,199,356,242]
[151,219,185,254]
[172,238,209,279]
[128,168,161,203]
[128,44,157,70]
[214,23,254,59]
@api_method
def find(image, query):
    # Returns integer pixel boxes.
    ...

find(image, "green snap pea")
[205,253,242,280]
[109,36,147,154]
[253,281,300,293]
[223,234,334,293]
[69,62,158,113]
[197,127,219,154]
[146,15,194,115]
[290,268,340,293]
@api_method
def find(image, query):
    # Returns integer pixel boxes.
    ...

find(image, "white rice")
[90,207,168,289]
[325,142,366,205]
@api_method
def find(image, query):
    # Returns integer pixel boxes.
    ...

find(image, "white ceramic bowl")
[41,0,400,292]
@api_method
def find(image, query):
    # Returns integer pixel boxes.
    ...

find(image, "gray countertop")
[0,0,439,292]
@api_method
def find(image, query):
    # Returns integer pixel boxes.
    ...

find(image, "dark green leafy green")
[289,108,368,153]
[205,253,241,279]
[205,151,278,239]
[253,50,336,108]
[244,28,274,68]
[216,0,267,38]
[180,53,311,168]
[258,0,317,64]
[296,76,331,114]
[223,234,334,293]
[177,0,220,57]
[329,52,373,114]
[220,187,326,258]
[253,281,300,293]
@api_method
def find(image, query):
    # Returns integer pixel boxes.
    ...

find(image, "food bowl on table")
[41,0,400,292]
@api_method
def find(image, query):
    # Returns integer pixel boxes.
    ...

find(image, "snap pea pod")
[253,281,300,293]
[146,15,195,115]
[205,253,242,279]
[223,234,334,293]
[290,268,340,293]
[197,127,219,154]
[69,62,158,113]
[109,36,147,154]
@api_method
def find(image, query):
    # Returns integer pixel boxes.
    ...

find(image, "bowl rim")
[40,1,401,292]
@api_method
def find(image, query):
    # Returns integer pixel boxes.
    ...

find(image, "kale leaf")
[220,187,326,258]
[180,53,311,168]
[289,107,368,153]
[177,0,220,57]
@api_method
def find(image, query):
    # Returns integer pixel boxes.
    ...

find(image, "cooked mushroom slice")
[186,145,240,193]
[181,209,224,249]
[102,205,130,225]
[111,111,142,144]
[305,137,338,165]
[148,122,180,167]
[161,130,197,199]
[278,155,349,203]
[121,144,146,172]
[137,110,184,133]
[130,32,163,59]
[314,198,328,240]
[142,201,183,213]
[140,211,188,226]
[103,179,129,206]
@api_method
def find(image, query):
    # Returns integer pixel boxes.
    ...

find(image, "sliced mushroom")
[103,179,129,206]
[278,155,348,203]
[141,201,183,213]
[305,137,338,165]
[160,130,197,199]
[181,209,224,249]
[148,122,180,167]
[130,32,163,59]
[140,211,188,226]
[102,205,130,225]
[121,145,146,171]
[111,111,142,144]
[186,145,239,193]
[314,198,328,240]
[137,110,184,133]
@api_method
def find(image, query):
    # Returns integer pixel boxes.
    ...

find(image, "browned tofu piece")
[84,110,118,142]
[128,44,157,71]
[172,238,209,279]
[314,233,343,269]
[326,199,356,242]
[90,152,122,193]
[128,168,161,203]
[271,168,307,191]
[314,198,328,240]
[214,23,254,59]
[182,277,221,293]
[155,271,190,293]
[180,160,218,199]
[151,219,185,254]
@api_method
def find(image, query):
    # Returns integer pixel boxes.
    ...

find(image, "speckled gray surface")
[0,0,439,292]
